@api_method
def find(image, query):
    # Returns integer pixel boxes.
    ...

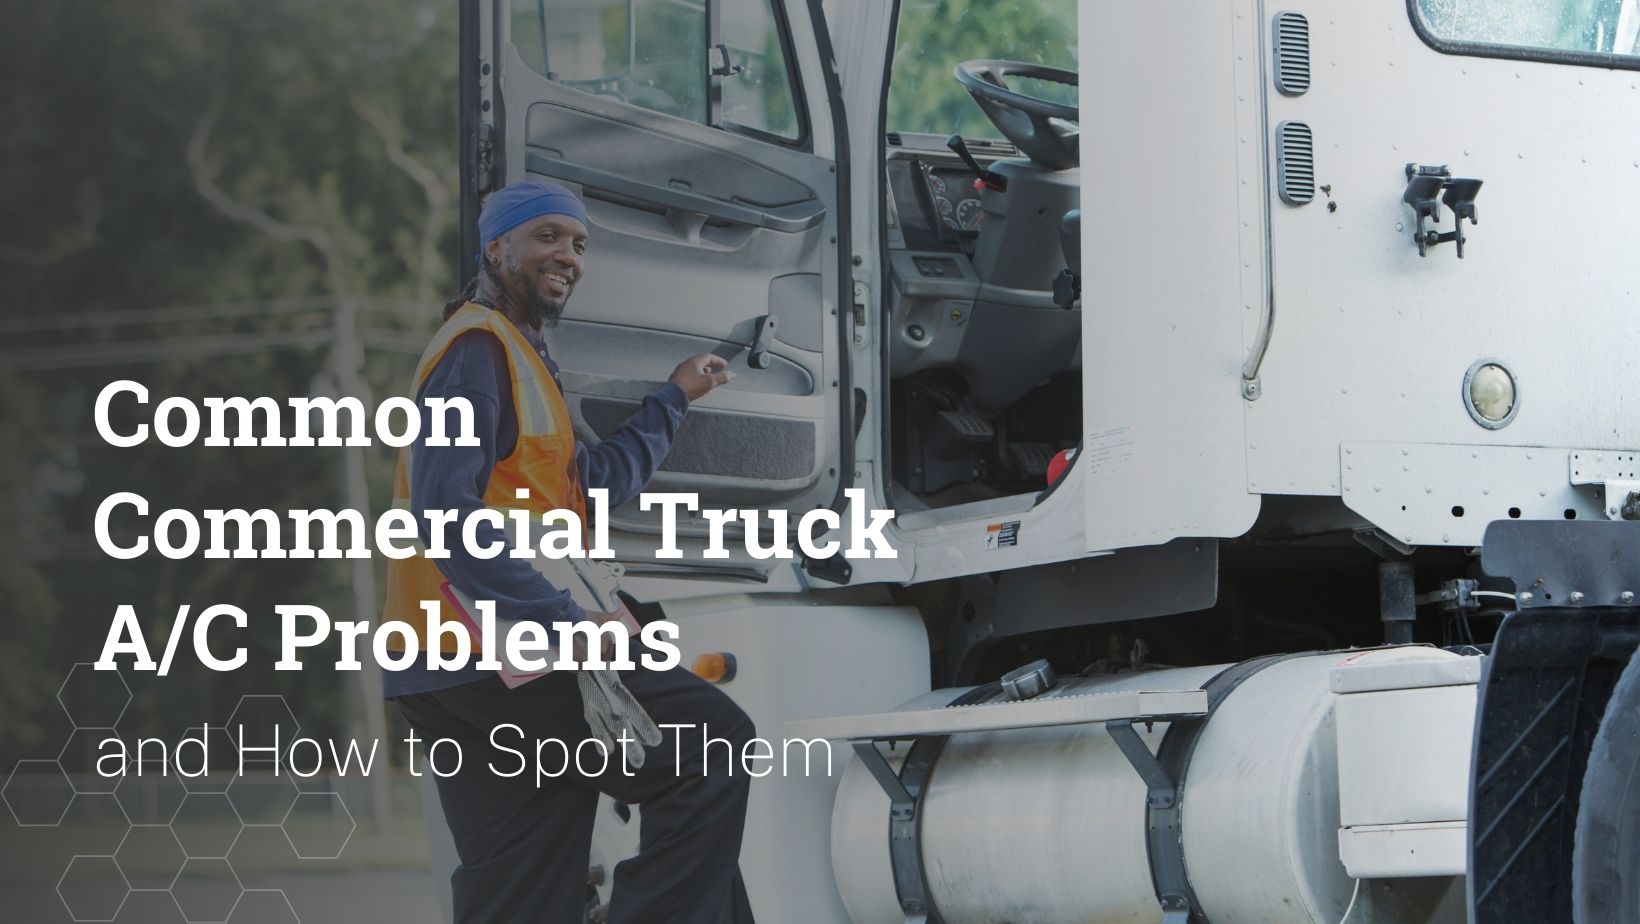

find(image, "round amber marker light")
[691,652,736,684]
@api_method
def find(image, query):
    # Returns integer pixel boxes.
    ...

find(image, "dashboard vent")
[966,138,1017,156]
[1273,12,1311,96]
[1276,120,1315,205]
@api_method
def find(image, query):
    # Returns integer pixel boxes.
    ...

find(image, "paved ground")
[1,773,448,923]
[0,870,440,923]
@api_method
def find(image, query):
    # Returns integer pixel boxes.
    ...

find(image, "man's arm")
[411,331,586,629]
[575,383,687,507]
[576,352,731,506]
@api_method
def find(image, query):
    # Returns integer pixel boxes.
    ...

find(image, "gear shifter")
[946,134,1007,192]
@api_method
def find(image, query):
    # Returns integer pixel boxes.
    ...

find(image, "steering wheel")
[954,60,1079,170]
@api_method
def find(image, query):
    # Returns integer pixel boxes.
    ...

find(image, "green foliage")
[0,0,459,761]
[887,0,1078,138]
[0,0,1080,763]
[1417,0,1638,55]
[0,370,59,752]
[512,0,797,138]
[726,4,800,140]
[515,0,709,122]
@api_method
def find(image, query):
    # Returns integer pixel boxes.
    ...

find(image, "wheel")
[1573,647,1640,923]
[952,59,1079,170]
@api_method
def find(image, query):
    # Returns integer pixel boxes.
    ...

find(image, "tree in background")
[0,0,1083,764]
[886,0,1077,139]
[0,0,458,768]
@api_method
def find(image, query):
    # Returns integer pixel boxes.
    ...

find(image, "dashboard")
[887,157,986,252]
[920,163,985,234]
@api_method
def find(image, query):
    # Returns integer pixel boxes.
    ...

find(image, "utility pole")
[331,296,393,834]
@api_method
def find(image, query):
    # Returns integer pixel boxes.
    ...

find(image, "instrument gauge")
[956,199,984,231]
[935,197,955,228]
[927,172,948,196]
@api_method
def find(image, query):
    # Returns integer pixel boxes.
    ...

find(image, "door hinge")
[477,122,496,194]
[851,281,869,347]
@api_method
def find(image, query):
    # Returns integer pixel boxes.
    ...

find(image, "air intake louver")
[1276,120,1315,205]
[1273,12,1311,96]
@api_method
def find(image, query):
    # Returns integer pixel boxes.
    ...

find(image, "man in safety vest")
[386,180,753,923]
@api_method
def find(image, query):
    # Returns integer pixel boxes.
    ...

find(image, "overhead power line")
[1,329,332,372]
[0,295,435,335]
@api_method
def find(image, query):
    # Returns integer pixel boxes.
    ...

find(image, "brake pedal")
[936,410,995,442]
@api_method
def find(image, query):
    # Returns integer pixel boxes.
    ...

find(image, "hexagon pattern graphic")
[225,890,302,924]
[20,679,329,924]
[281,792,355,860]
[59,791,133,855]
[172,792,243,858]
[225,696,301,765]
[117,825,189,890]
[225,768,299,827]
[57,855,130,923]
[174,726,242,794]
[172,858,243,924]
[61,727,124,794]
[116,756,188,825]
[3,758,76,826]
[224,825,295,892]
[115,889,188,922]
[59,662,133,728]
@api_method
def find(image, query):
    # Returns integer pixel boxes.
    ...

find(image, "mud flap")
[1470,521,1640,924]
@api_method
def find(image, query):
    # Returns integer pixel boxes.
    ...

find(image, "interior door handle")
[749,315,778,369]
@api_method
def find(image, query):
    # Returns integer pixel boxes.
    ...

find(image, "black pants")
[396,666,756,924]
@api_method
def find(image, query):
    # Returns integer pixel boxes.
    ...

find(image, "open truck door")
[459,0,849,554]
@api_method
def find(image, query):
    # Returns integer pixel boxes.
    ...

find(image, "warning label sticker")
[985,520,1020,550]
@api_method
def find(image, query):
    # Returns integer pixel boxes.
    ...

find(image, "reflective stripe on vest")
[381,303,586,652]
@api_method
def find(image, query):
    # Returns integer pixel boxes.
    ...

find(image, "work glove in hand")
[578,669,663,770]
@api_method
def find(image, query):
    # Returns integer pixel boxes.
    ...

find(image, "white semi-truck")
[441,1,1640,921]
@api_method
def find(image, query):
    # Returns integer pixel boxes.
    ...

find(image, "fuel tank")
[830,650,1469,924]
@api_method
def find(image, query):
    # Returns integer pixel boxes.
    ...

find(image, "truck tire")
[1573,649,1640,924]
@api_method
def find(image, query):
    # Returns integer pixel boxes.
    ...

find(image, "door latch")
[749,314,778,369]
[1402,163,1483,258]
[709,44,743,78]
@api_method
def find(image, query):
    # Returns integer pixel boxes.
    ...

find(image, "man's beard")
[491,251,566,329]
[478,249,564,328]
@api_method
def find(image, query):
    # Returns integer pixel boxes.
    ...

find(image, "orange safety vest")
[381,302,587,653]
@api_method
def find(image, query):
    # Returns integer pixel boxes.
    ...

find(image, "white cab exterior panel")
[1080,0,1266,551]
[1250,3,1640,504]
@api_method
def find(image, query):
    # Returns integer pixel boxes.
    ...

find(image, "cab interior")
[880,1,1082,517]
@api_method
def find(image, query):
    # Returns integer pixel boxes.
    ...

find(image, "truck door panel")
[481,0,844,525]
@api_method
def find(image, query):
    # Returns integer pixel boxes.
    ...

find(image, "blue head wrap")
[476,181,589,265]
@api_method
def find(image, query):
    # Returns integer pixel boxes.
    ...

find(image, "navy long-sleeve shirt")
[383,322,688,698]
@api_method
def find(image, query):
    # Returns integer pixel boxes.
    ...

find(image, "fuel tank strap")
[848,654,1297,924]
[1108,651,1317,924]
[850,681,1001,924]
